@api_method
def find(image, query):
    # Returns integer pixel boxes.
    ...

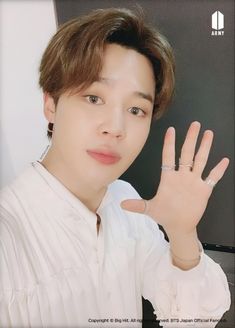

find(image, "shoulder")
[0,164,35,213]
[0,203,24,291]
[0,165,40,290]
[108,179,141,201]
[0,162,54,221]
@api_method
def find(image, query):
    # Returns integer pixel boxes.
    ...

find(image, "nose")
[98,109,126,139]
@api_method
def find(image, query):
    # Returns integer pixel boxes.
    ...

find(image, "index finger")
[162,127,176,168]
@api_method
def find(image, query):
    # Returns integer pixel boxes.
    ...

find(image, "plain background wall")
[0,0,57,187]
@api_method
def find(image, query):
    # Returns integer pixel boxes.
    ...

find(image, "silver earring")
[39,143,51,161]
[47,123,54,133]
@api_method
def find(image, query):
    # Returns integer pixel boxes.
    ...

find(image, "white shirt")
[0,161,231,327]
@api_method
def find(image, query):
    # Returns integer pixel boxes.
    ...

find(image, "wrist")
[166,229,203,270]
[171,254,201,270]
[165,227,198,241]
[170,240,203,262]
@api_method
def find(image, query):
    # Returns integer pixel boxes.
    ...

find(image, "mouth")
[86,149,121,165]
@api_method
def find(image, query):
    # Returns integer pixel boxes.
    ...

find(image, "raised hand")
[121,121,229,236]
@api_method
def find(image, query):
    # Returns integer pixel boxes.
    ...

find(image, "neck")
[40,153,107,213]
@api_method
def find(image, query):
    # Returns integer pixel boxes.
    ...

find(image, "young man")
[0,7,231,328]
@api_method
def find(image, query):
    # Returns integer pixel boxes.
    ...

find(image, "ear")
[43,92,56,124]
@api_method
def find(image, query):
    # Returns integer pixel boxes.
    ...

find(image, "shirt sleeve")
[140,216,231,328]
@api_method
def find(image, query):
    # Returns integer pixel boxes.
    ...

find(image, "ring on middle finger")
[179,158,194,168]
[161,164,176,171]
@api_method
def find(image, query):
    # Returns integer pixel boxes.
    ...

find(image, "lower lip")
[86,151,120,165]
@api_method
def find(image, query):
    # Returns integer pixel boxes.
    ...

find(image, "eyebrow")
[95,77,154,104]
[133,91,153,104]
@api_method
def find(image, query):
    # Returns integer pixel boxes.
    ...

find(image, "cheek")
[125,125,150,159]
[55,107,87,139]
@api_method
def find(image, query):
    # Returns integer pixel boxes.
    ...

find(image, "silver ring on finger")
[205,177,217,188]
[179,158,194,169]
[161,164,175,171]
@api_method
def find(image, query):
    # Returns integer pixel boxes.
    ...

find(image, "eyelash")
[85,95,103,105]
[84,94,146,117]
[129,107,146,117]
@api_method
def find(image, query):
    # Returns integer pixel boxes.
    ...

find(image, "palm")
[152,171,210,233]
[121,121,229,235]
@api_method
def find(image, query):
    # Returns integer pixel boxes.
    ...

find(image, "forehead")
[95,43,155,95]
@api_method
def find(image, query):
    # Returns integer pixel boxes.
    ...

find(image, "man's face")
[44,43,155,190]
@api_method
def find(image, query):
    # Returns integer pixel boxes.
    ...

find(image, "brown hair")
[39,7,175,139]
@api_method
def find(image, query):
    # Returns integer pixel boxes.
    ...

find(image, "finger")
[193,130,214,175]
[204,157,230,193]
[162,127,175,170]
[179,121,201,172]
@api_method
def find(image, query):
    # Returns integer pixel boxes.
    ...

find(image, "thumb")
[120,198,147,214]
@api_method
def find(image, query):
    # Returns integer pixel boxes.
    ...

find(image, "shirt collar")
[31,160,113,226]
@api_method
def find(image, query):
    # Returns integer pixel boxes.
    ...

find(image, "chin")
[85,171,113,187]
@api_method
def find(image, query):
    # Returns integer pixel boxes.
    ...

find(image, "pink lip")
[86,149,121,165]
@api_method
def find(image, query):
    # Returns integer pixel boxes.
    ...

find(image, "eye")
[85,95,103,105]
[128,107,146,117]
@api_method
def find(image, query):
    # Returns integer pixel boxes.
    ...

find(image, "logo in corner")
[211,11,224,36]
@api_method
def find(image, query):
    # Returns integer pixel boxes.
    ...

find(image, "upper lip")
[87,148,121,158]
